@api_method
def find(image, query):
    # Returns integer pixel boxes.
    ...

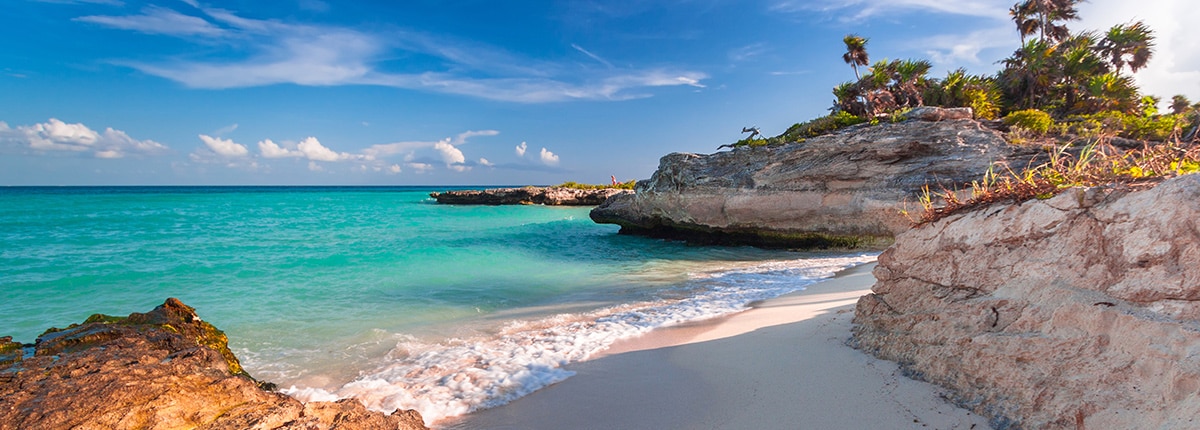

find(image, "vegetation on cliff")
[730,0,1199,150]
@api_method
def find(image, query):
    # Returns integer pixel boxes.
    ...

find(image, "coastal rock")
[0,298,428,430]
[431,187,632,205]
[591,111,1032,248]
[853,174,1200,429]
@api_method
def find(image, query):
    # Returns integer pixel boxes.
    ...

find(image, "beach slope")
[448,263,989,430]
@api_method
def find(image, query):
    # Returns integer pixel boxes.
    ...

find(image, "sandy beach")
[444,262,990,430]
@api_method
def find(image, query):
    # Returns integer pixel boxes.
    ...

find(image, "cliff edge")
[854,174,1200,429]
[0,298,428,430]
[591,109,1033,248]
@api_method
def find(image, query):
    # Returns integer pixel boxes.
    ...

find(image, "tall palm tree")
[1098,21,1155,75]
[1009,2,1038,44]
[842,34,869,80]
[1011,0,1082,44]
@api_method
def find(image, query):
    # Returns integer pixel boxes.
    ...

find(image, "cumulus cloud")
[387,164,401,174]
[515,141,527,157]
[297,137,349,162]
[257,137,354,162]
[257,139,302,158]
[198,134,248,157]
[478,157,492,166]
[539,147,560,165]
[307,161,323,171]
[0,118,167,158]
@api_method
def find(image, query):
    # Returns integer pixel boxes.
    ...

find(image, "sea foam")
[285,254,876,425]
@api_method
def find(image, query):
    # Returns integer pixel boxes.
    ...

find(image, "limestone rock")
[903,106,975,122]
[853,174,1200,429]
[592,114,1034,248]
[431,187,631,206]
[0,298,428,430]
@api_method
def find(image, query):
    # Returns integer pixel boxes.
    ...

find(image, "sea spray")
[285,254,876,424]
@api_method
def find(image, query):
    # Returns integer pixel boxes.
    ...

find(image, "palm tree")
[1098,21,1155,75]
[1009,2,1038,44]
[1011,0,1082,44]
[842,34,869,80]
[1171,95,1192,115]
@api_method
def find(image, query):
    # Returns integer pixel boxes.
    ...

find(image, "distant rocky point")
[431,186,632,206]
[0,298,428,430]
[591,107,1039,248]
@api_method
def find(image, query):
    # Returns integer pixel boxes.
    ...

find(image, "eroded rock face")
[591,112,1033,248]
[0,298,428,430]
[853,174,1200,429]
[431,187,632,206]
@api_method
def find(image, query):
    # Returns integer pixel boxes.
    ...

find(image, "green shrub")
[1060,111,1186,141]
[781,111,867,141]
[1004,109,1054,135]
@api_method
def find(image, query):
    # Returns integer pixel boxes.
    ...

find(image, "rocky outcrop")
[853,174,1200,429]
[431,187,632,206]
[591,110,1035,248]
[0,298,427,430]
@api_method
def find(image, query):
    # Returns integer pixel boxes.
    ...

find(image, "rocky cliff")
[431,187,631,205]
[0,298,427,430]
[590,108,1034,248]
[853,174,1200,429]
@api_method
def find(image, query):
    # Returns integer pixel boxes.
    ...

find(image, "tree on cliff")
[842,34,869,80]
[1009,0,1082,44]
[1097,21,1155,76]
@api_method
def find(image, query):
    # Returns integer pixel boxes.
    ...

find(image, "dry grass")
[915,138,1200,225]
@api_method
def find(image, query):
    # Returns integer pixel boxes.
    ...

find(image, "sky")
[1,0,1196,185]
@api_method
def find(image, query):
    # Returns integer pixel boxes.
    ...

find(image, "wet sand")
[445,263,990,430]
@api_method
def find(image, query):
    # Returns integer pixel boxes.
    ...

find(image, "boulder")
[592,113,1033,248]
[853,174,1200,429]
[431,187,632,206]
[0,298,428,430]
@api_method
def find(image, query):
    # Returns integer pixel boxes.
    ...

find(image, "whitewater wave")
[285,253,876,425]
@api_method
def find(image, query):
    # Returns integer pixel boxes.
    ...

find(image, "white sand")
[444,263,991,430]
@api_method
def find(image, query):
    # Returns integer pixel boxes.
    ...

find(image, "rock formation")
[591,108,1037,248]
[853,174,1200,429]
[0,298,427,430]
[431,187,632,206]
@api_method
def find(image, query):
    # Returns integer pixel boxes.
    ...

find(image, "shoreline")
[444,262,991,429]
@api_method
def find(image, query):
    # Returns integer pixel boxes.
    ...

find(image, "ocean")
[0,186,874,425]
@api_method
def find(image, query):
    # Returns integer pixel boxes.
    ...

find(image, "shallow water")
[0,186,873,424]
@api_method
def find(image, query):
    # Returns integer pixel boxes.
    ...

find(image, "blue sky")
[2,0,1196,185]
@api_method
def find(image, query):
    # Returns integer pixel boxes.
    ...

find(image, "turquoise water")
[0,186,873,425]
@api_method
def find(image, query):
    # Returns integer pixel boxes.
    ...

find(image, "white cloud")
[515,141,527,157]
[432,140,468,171]
[539,147,560,165]
[729,43,769,62]
[307,161,323,171]
[87,6,706,102]
[388,164,401,174]
[257,137,354,162]
[479,157,492,166]
[257,139,302,158]
[199,134,248,157]
[76,6,225,37]
[297,136,348,162]
[0,118,167,158]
